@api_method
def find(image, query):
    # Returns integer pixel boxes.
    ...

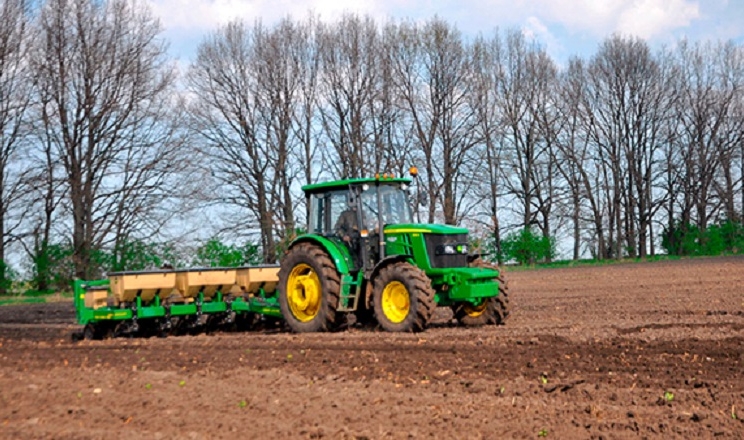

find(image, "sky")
[146,0,744,65]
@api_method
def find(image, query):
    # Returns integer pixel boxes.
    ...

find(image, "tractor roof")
[302,176,412,195]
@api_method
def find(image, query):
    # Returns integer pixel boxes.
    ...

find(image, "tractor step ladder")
[336,274,360,312]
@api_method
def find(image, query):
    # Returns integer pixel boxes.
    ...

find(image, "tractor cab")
[305,176,413,272]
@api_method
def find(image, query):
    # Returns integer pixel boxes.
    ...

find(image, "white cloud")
[615,0,700,39]
[146,0,731,63]
[532,0,700,39]
[148,0,387,33]
[537,0,624,34]
[148,0,703,39]
[522,16,563,55]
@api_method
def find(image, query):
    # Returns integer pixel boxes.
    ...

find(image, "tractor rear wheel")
[278,242,341,332]
[453,263,510,326]
[372,262,435,332]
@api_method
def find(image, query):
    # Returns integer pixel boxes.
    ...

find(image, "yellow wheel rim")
[286,263,322,322]
[463,300,488,317]
[381,281,410,324]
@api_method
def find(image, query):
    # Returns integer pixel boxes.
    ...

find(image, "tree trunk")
[0,206,5,296]
[572,189,580,261]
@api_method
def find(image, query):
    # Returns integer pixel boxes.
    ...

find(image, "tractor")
[277,170,510,332]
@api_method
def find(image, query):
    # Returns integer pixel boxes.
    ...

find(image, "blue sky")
[147,0,744,65]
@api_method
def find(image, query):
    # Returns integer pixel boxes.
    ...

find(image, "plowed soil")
[1,257,743,439]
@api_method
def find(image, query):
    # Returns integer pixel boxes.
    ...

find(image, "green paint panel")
[230,296,282,317]
[253,306,282,318]
[201,301,227,313]
[446,280,499,300]
[430,267,501,301]
[229,299,251,312]
[170,304,197,316]
[385,223,468,235]
[137,306,166,318]
[92,309,132,321]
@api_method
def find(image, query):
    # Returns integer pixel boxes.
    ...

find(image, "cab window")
[308,190,349,235]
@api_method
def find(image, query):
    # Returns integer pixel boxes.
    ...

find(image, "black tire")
[354,305,377,329]
[278,242,341,332]
[83,322,112,340]
[83,324,96,340]
[372,262,435,332]
[493,273,510,324]
[234,312,257,331]
[453,262,510,326]
[351,283,376,328]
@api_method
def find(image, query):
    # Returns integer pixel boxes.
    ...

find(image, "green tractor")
[277,171,509,332]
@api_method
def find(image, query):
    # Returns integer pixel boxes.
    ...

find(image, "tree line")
[1,0,743,292]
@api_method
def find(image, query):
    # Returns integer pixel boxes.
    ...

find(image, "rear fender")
[289,235,352,275]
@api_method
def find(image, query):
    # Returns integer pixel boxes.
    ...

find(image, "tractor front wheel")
[372,262,435,332]
[278,242,341,332]
[453,272,510,326]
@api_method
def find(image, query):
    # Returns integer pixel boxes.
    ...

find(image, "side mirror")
[418,191,428,207]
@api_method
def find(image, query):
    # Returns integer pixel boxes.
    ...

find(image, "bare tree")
[31,0,180,279]
[664,41,744,234]
[496,31,559,241]
[291,16,322,188]
[391,18,477,224]
[188,18,317,262]
[21,111,66,291]
[316,14,381,178]
[469,33,506,259]
[576,36,672,258]
[555,58,596,260]
[528,47,562,252]
[371,22,412,177]
[704,42,743,225]
[0,0,32,292]
[253,18,312,242]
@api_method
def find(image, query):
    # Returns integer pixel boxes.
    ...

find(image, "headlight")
[436,243,468,255]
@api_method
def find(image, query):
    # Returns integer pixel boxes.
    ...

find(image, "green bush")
[106,239,181,272]
[191,238,262,267]
[661,221,695,256]
[30,239,181,290]
[31,242,76,292]
[0,260,18,295]
[662,219,744,256]
[33,242,107,291]
[500,227,556,265]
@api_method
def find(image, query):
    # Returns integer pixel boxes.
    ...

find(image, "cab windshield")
[359,184,413,230]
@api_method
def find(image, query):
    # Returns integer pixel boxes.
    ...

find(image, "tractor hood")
[383,223,469,235]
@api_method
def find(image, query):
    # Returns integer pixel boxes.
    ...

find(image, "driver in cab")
[335,206,358,244]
